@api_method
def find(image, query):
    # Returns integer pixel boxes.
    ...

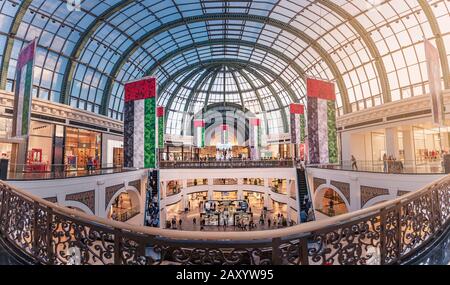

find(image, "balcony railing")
[160,159,294,169]
[0,174,449,265]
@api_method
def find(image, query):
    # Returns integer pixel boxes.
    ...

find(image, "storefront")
[213,191,238,200]
[27,121,54,171]
[65,127,102,170]
[269,178,287,194]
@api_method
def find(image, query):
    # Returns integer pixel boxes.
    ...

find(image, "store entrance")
[200,200,252,226]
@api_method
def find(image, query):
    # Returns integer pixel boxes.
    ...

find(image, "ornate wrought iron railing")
[159,159,294,169]
[0,175,449,265]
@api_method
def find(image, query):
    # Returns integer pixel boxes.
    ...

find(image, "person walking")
[351,155,358,170]
[383,153,388,172]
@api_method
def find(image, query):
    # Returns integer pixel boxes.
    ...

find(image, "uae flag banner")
[307,78,338,164]
[221,124,229,145]
[249,118,261,160]
[194,120,205,147]
[123,77,157,169]
[157,106,165,149]
[289,103,305,144]
[425,40,444,126]
[12,39,36,138]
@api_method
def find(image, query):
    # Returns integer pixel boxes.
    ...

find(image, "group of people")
[382,154,404,173]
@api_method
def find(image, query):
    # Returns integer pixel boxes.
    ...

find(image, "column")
[402,126,415,167]
[160,208,167,228]
[207,178,213,200]
[341,132,351,162]
[385,127,399,158]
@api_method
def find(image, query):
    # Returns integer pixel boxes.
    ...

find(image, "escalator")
[296,168,315,221]
[0,237,25,265]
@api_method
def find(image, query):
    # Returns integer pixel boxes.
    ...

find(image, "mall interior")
[0,0,449,266]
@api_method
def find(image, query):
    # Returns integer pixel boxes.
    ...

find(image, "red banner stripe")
[289,103,304,114]
[306,78,335,101]
[125,78,156,102]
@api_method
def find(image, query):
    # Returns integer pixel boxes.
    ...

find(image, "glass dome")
[0,0,448,135]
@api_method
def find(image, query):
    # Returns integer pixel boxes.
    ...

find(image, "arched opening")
[108,190,140,222]
[315,187,349,217]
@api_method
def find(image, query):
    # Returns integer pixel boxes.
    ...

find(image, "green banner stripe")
[158,116,164,149]
[144,98,156,168]
[21,62,33,136]
[300,114,306,144]
[327,100,338,163]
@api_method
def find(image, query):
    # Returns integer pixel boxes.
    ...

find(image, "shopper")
[267,218,271,228]
[193,217,197,226]
[383,153,388,172]
[351,155,358,170]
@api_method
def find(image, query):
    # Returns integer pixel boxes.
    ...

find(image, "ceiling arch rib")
[163,66,207,118]
[146,40,305,102]
[59,0,135,105]
[158,59,299,116]
[180,66,222,135]
[0,0,32,89]
[230,68,269,135]
[145,39,306,81]
[240,65,289,133]
[417,0,450,89]
[100,13,350,114]
[316,0,391,104]
[229,69,246,110]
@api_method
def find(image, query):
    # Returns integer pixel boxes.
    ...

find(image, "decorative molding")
[360,185,389,207]
[331,180,350,205]
[65,190,95,214]
[337,91,450,130]
[313,177,326,192]
[43,196,57,203]
[105,183,125,209]
[128,179,141,194]
[397,190,410,197]
[0,90,123,132]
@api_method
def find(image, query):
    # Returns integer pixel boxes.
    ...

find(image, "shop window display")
[65,127,101,170]
[27,121,54,172]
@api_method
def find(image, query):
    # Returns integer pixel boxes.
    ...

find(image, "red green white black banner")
[194,120,205,147]
[306,78,338,164]
[12,39,36,138]
[123,77,157,169]
[249,118,261,160]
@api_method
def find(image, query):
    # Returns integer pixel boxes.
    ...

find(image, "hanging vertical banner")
[425,40,444,126]
[289,103,305,144]
[307,78,337,164]
[221,124,229,145]
[157,106,165,149]
[144,169,160,227]
[249,118,261,160]
[12,39,37,138]
[194,119,205,147]
[123,77,157,168]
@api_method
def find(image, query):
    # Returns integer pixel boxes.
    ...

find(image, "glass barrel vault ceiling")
[0,0,449,135]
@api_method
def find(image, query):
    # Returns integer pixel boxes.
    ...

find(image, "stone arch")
[61,200,94,216]
[314,184,351,213]
[363,195,392,209]
[105,187,141,219]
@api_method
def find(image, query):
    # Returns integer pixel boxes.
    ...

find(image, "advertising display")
[249,117,261,160]
[307,78,337,164]
[157,106,165,149]
[12,39,36,138]
[194,119,205,148]
[123,77,157,168]
[425,40,444,126]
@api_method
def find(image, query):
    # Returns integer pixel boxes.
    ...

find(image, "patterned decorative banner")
[307,78,337,164]
[12,39,36,138]
[221,124,229,145]
[194,120,205,147]
[144,169,160,227]
[425,40,444,126]
[157,106,164,149]
[289,103,305,144]
[123,77,157,169]
[249,118,261,160]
